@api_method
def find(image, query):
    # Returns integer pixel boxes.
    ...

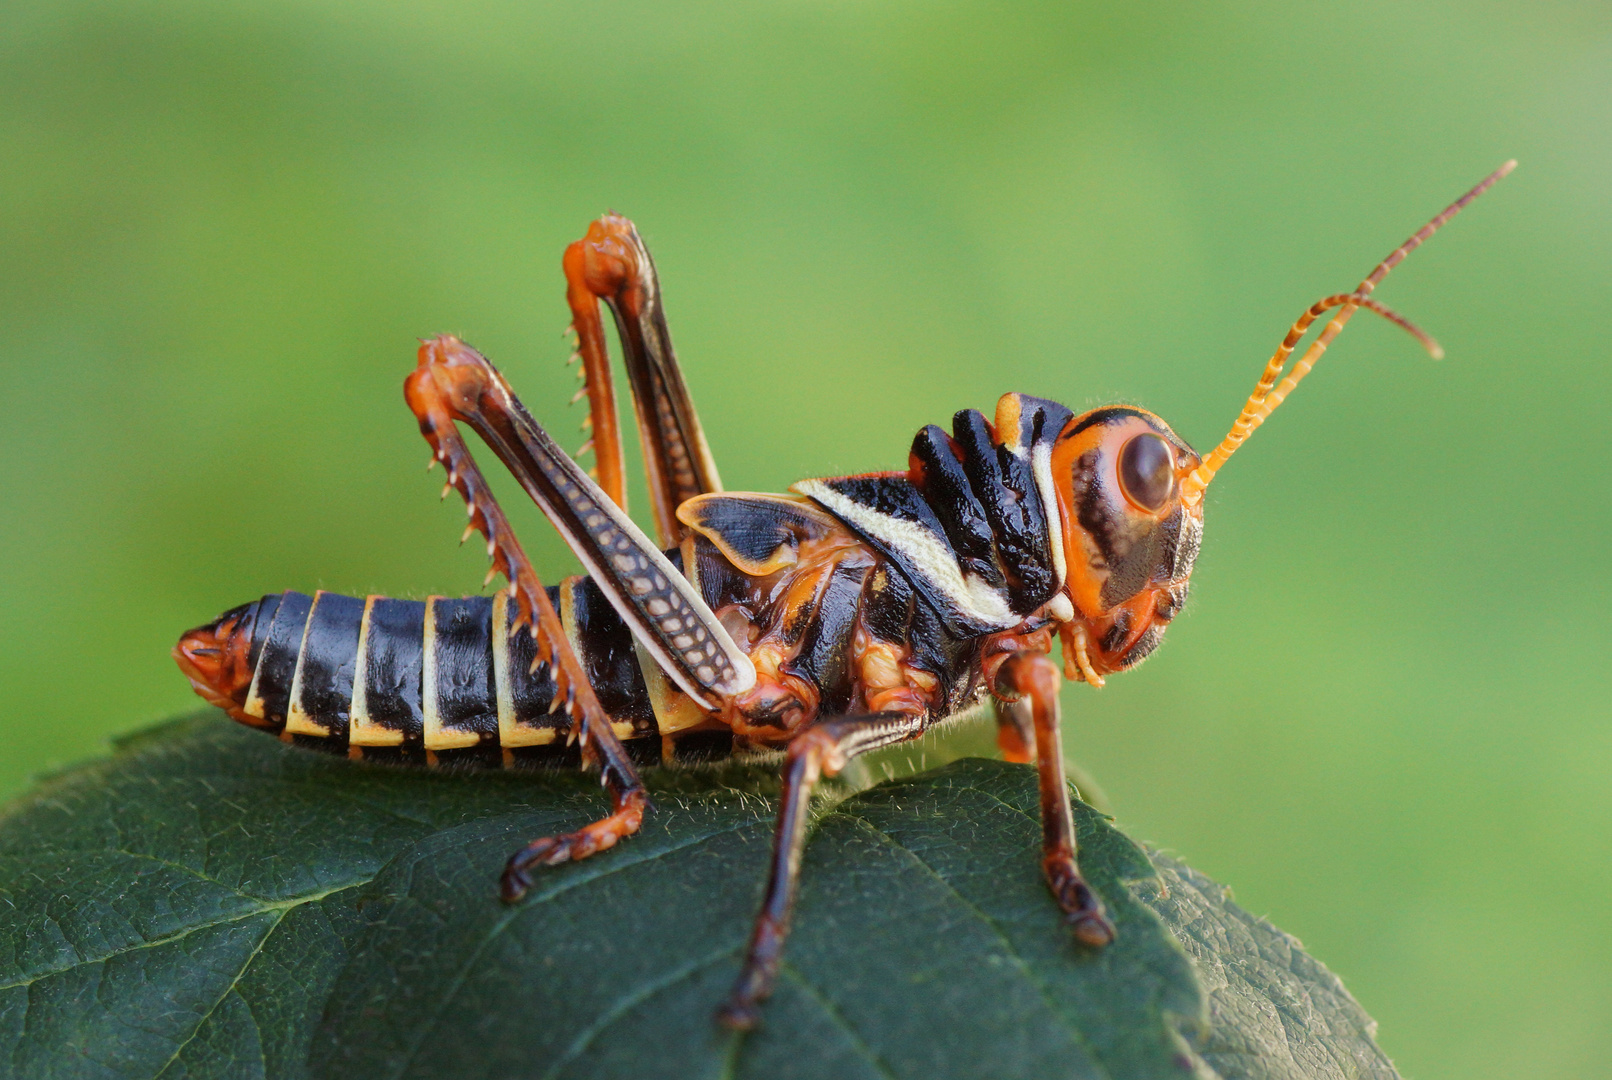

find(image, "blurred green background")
[1,1,1606,1076]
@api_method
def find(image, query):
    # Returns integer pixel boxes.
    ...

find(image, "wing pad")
[676,493,841,577]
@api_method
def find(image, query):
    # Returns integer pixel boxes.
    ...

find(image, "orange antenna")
[1179,160,1516,507]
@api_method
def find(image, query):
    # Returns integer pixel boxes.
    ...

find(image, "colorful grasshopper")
[176,162,1511,1028]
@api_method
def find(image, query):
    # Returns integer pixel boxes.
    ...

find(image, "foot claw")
[1070,909,1116,947]
[498,794,646,901]
[716,1000,760,1032]
[1047,866,1115,947]
[500,837,571,902]
[530,836,574,866]
[500,866,531,903]
[501,814,640,900]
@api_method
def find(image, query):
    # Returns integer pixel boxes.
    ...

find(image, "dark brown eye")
[1118,433,1175,512]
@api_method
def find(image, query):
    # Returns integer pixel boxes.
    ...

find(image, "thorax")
[677,496,983,744]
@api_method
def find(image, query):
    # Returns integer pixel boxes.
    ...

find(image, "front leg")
[718,711,928,1031]
[995,650,1115,947]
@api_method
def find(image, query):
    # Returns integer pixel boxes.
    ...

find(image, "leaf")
[0,715,1398,1080]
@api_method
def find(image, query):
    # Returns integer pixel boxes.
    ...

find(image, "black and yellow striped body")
[207,510,991,769]
[234,578,726,768]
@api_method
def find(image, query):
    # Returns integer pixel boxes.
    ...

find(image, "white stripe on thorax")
[1031,439,1068,590]
[792,479,1014,628]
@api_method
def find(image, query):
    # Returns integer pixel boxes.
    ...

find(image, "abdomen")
[179,580,681,767]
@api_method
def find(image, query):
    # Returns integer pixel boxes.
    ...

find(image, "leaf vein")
[830,810,1116,1080]
[387,818,761,1080]
[778,961,901,1080]
[0,878,368,992]
[151,908,287,1080]
[537,946,741,1080]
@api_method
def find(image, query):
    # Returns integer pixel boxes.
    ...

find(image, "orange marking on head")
[1042,407,1203,681]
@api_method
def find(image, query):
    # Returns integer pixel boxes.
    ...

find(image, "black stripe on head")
[1071,448,1119,576]
[1064,405,1200,611]
[1063,407,1156,440]
[1064,405,1199,469]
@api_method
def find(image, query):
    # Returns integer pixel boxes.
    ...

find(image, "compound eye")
[1118,433,1175,512]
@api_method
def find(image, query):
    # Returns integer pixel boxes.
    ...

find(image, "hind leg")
[406,339,652,895]
[564,215,724,544]
[500,753,648,901]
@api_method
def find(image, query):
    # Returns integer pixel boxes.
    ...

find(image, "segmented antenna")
[1179,160,1516,506]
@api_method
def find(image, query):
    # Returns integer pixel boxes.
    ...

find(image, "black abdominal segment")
[239,578,679,767]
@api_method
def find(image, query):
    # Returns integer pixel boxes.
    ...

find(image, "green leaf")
[0,715,1398,1080]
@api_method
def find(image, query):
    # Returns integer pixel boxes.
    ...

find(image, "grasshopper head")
[1049,408,1204,679]
[1039,162,1516,681]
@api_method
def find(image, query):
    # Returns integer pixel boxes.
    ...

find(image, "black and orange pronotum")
[176,162,1514,1028]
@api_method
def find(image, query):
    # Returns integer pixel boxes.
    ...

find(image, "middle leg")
[717,711,927,1030]
[993,695,1037,764]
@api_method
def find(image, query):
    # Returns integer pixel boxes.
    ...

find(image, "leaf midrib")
[0,877,369,992]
